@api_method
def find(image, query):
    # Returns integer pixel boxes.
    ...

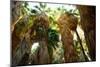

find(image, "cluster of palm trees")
[11,1,96,66]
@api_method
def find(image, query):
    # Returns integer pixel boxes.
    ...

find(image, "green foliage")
[24,2,28,8]
[47,28,60,62]
[39,2,47,9]
[31,9,38,14]
[48,28,59,49]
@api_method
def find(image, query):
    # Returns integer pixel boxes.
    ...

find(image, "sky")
[27,1,76,11]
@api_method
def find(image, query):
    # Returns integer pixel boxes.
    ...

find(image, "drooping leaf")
[34,5,41,11]
[39,2,47,9]
[24,2,28,8]
[31,9,38,13]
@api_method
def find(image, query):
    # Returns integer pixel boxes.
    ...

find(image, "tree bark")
[77,6,96,61]
[38,40,50,64]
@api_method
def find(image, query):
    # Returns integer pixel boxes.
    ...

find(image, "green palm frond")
[48,28,59,49]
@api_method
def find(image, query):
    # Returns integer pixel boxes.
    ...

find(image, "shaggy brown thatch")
[57,13,78,62]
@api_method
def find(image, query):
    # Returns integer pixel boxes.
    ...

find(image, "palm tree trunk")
[77,6,96,61]
[75,30,89,61]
